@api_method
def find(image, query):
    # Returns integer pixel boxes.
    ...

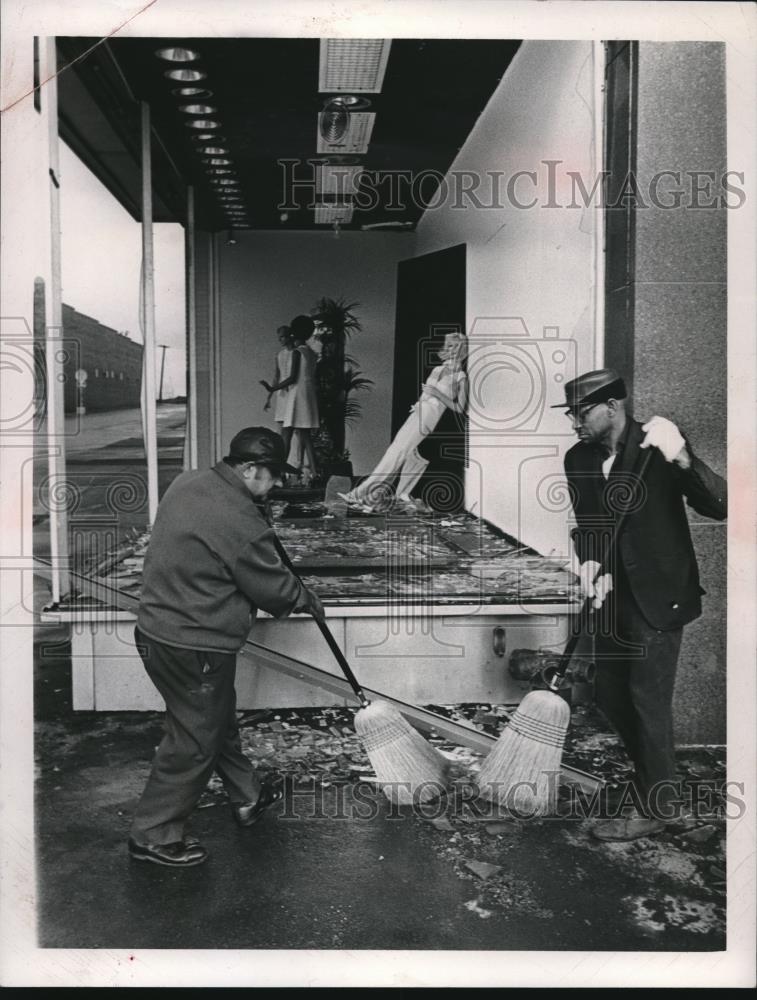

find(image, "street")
[33,403,186,565]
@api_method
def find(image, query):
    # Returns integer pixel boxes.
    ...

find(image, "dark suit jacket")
[564,417,726,631]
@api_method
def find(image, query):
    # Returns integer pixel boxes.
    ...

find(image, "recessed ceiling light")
[179,103,218,115]
[156,47,200,63]
[197,146,229,155]
[172,87,213,98]
[191,135,224,144]
[212,179,239,186]
[185,119,221,129]
[202,157,232,166]
[325,95,371,110]
[165,68,206,82]
[207,169,234,176]
[317,111,374,154]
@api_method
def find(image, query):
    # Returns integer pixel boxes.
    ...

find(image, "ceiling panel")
[56,36,521,232]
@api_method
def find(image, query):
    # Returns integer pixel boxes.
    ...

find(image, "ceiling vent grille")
[314,203,354,225]
[315,164,364,197]
[316,112,375,154]
[319,39,391,93]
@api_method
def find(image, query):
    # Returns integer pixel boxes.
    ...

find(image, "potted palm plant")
[312,297,373,479]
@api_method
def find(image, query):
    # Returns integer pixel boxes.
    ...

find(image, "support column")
[603,41,727,744]
[44,37,69,601]
[186,186,198,469]
[140,101,159,523]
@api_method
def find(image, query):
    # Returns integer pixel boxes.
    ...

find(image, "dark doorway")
[392,243,466,512]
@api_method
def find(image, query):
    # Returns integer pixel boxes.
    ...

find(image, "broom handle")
[547,448,654,688]
[271,534,370,708]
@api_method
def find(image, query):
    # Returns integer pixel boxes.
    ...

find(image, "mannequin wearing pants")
[341,331,468,511]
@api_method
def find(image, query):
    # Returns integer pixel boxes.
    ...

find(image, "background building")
[60,304,143,412]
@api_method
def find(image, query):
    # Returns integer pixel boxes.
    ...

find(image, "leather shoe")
[591,816,666,842]
[232,780,283,827]
[128,836,208,867]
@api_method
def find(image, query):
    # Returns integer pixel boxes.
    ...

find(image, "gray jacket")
[137,461,306,651]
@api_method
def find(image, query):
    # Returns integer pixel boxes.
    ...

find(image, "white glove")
[579,560,613,610]
[641,415,686,464]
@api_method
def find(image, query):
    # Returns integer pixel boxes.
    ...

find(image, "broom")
[476,450,653,816]
[272,536,449,805]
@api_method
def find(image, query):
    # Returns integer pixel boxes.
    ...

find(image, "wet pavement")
[29,403,729,956]
[35,637,727,953]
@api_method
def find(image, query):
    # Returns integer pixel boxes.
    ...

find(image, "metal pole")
[45,37,69,602]
[140,102,159,524]
[593,40,607,369]
[186,186,198,468]
[158,344,167,402]
[211,233,223,461]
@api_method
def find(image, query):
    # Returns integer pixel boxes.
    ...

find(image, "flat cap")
[228,426,298,474]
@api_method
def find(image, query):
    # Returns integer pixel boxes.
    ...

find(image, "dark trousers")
[593,577,683,818]
[131,628,259,845]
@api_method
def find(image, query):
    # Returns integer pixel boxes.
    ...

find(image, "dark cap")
[551,368,627,410]
[227,426,298,474]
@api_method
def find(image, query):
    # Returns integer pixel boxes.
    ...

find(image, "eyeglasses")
[564,401,604,423]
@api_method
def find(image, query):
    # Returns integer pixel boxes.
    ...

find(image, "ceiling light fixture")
[319,97,350,144]
[316,111,375,154]
[172,87,213,98]
[185,119,221,129]
[179,103,218,115]
[207,169,234,176]
[202,157,232,165]
[197,145,229,154]
[165,68,206,82]
[155,47,200,63]
[212,179,239,186]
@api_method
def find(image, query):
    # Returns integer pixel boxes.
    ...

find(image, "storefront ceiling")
[56,37,520,232]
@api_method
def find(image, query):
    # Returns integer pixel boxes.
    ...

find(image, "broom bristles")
[355,700,449,805]
[476,690,570,817]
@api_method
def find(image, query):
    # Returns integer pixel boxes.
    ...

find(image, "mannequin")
[339,331,468,512]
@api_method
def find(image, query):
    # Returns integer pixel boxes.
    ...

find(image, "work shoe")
[590,816,666,842]
[128,836,209,867]
[232,780,284,827]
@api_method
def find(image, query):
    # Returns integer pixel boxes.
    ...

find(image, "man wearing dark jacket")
[129,427,324,867]
[557,370,726,841]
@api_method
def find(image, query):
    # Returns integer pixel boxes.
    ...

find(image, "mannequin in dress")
[261,315,320,484]
[263,325,294,453]
[339,331,468,511]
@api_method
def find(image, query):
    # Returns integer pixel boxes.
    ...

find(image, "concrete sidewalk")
[34,644,727,953]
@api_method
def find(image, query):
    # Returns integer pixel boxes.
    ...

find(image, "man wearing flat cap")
[556,369,726,841]
[128,427,325,867]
